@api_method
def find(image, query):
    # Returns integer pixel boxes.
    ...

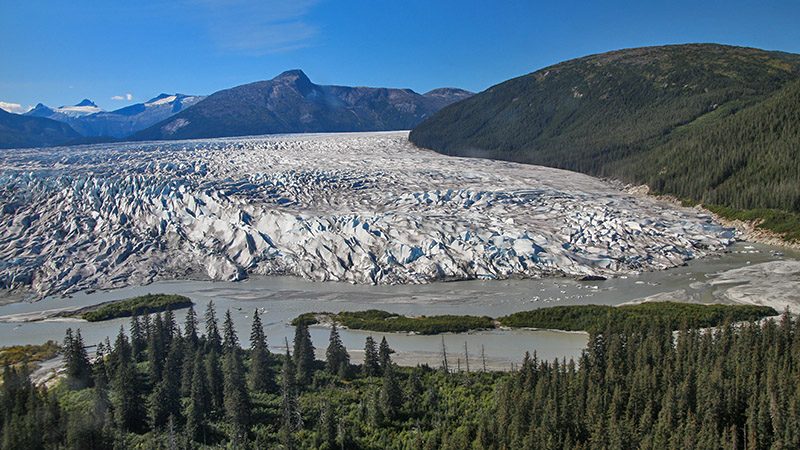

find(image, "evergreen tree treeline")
[3,304,800,449]
[410,44,800,233]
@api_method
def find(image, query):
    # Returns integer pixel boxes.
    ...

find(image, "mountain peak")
[424,88,473,97]
[272,69,311,84]
[75,99,97,107]
[148,93,172,102]
[24,103,55,116]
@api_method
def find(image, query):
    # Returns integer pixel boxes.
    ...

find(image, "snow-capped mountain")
[7,71,471,146]
[26,99,103,124]
[54,99,103,117]
[75,93,205,138]
[24,94,204,138]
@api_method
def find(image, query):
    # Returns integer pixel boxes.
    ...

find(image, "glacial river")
[0,242,796,370]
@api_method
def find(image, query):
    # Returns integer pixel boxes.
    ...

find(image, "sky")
[1,0,799,112]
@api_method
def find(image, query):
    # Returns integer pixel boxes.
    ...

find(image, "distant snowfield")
[0,131,734,299]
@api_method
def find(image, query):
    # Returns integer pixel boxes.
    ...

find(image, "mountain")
[133,70,472,141]
[74,93,205,138]
[25,94,204,138]
[0,108,81,149]
[26,99,104,136]
[409,44,800,216]
[423,88,474,108]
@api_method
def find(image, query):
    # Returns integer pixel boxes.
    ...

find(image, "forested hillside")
[2,302,799,449]
[409,44,800,235]
[609,77,800,211]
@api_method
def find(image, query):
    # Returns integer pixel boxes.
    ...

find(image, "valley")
[1,132,734,299]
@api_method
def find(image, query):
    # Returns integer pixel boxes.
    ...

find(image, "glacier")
[0,131,734,299]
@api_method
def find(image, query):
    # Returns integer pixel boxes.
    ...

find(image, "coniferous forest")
[2,302,799,450]
[409,44,800,239]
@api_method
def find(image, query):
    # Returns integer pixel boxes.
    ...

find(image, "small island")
[498,302,778,332]
[77,294,193,322]
[293,309,495,334]
[294,302,778,335]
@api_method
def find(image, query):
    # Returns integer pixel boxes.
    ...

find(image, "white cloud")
[191,0,320,55]
[111,93,134,101]
[0,101,32,114]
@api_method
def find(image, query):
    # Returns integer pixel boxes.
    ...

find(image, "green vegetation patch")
[80,294,193,322]
[296,303,777,335]
[706,204,800,242]
[292,309,495,335]
[0,341,60,367]
[498,302,778,332]
[3,300,798,448]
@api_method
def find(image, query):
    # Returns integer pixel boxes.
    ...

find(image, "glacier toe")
[0,131,733,298]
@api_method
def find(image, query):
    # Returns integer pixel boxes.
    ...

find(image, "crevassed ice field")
[0,131,733,299]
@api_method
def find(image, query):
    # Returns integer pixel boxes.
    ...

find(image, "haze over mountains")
[0,71,471,148]
[26,94,205,138]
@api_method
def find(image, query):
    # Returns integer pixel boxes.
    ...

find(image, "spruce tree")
[73,329,92,385]
[248,310,275,392]
[109,326,131,377]
[140,314,151,342]
[222,309,238,353]
[379,336,393,374]
[206,349,224,413]
[280,340,302,449]
[363,336,380,377]
[204,301,221,352]
[185,353,210,444]
[148,339,183,430]
[223,346,250,444]
[147,313,165,383]
[184,305,199,349]
[130,315,145,361]
[379,362,402,421]
[110,330,141,433]
[63,328,92,389]
[62,328,75,369]
[162,308,176,350]
[293,321,315,386]
[92,342,109,389]
[180,345,195,397]
[325,323,350,378]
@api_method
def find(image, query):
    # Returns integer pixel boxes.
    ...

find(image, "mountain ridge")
[24,94,205,138]
[133,70,472,141]
[0,108,81,149]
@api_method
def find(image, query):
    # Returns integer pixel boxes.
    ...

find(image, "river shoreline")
[0,241,796,371]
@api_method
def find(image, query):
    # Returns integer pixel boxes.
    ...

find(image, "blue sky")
[1,0,799,112]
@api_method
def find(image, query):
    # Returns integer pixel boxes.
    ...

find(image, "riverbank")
[0,242,794,370]
[625,183,800,250]
[294,303,777,335]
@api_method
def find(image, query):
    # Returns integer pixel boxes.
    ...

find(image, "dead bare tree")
[441,336,449,373]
